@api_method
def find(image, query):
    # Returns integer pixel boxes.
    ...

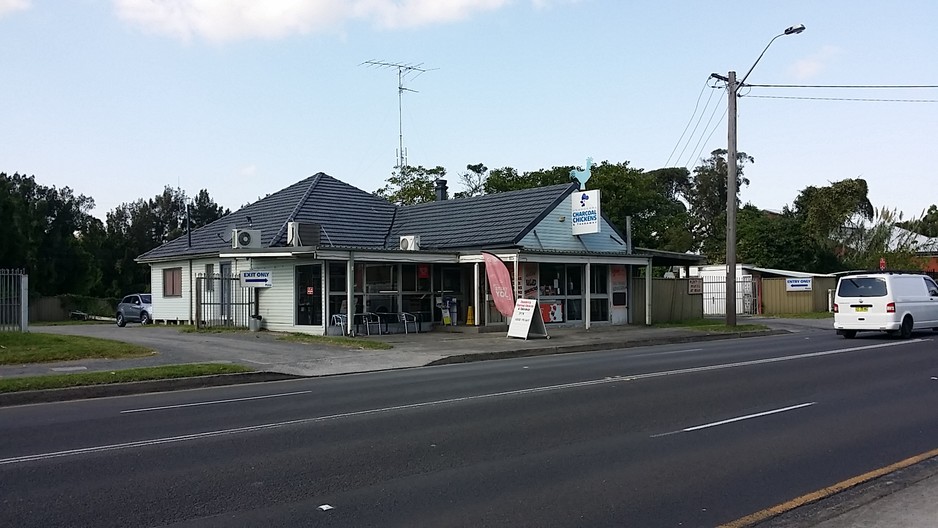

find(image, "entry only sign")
[785,277,813,292]
[240,270,272,288]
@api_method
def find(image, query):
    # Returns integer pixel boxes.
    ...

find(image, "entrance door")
[219,262,232,322]
[296,264,323,325]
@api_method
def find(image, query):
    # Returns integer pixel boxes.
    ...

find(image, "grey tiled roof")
[389,183,578,250]
[137,173,396,261]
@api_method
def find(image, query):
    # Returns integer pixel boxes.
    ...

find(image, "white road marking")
[50,367,88,372]
[651,402,816,438]
[238,359,270,365]
[120,390,313,414]
[1,339,923,466]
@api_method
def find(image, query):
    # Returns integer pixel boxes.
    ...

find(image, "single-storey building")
[137,173,702,335]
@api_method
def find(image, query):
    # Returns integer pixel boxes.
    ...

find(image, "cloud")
[790,45,842,80]
[239,164,258,178]
[113,0,518,42]
[0,0,30,18]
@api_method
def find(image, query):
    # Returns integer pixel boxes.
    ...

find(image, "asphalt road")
[2,331,937,527]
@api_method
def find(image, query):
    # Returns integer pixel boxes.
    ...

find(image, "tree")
[790,178,874,249]
[374,165,446,205]
[0,173,102,295]
[587,162,693,252]
[683,149,753,261]
[453,163,487,199]
[841,207,925,271]
[483,165,577,194]
[189,189,230,228]
[735,206,835,271]
[899,204,938,237]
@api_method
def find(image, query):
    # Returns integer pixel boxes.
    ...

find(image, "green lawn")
[0,332,154,365]
[0,363,253,393]
[277,333,393,350]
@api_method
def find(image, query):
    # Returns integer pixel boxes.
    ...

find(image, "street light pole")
[713,24,804,327]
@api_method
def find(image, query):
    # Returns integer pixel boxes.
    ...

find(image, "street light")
[711,24,805,326]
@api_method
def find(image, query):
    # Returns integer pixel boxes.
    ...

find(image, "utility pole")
[710,24,804,327]
[726,70,738,327]
[362,60,435,169]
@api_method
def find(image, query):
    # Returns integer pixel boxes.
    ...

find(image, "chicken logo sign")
[571,189,600,235]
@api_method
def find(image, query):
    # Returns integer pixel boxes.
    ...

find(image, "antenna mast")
[362,60,434,169]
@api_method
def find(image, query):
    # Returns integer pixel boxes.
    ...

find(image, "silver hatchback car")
[116,294,153,327]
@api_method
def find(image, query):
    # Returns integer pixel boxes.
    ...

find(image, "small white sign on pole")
[785,277,813,292]
[507,298,550,340]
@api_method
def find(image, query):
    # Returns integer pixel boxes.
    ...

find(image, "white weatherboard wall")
[517,197,627,252]
[150,261,193,323]
[252,258,326,335]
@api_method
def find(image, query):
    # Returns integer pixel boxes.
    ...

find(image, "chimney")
[434,178,448,201]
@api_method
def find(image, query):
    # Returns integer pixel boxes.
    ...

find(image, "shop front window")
[296,264,323,326]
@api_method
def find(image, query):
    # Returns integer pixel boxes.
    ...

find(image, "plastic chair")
[399,312,419,334]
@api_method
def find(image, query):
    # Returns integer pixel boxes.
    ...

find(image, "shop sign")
[786,278,813,292]
[688,277,703,295]
[508,298,550,340]
[571,190,601,235]
[240,270,272,288]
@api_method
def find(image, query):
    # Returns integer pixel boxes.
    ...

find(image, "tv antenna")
[362,60,436,169]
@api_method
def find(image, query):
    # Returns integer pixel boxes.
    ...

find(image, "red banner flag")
[482,251,515,318]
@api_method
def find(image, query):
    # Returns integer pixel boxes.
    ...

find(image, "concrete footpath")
[3,317,938,527]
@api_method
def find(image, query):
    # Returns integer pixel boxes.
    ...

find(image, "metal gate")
[701,274,759,316]
[0,269,28,332]
[194,273,253,329]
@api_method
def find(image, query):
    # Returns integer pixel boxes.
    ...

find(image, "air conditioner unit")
[399,235,420,251]
[287,222,321,247]
[232,229,262,249]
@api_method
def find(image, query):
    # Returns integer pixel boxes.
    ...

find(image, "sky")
[2,0,937,223]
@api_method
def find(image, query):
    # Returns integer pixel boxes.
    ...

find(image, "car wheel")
[140,312,150,325]
[841,330,857,339]
[899,316,913,339]
[116,313,126,327]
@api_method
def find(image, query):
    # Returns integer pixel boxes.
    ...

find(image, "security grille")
[194,273,252,329]
[701,274,759,316]
[0,269,28,332]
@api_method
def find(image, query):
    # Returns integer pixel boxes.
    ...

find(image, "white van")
[833,272,938,338]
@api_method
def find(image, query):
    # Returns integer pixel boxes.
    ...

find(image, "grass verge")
[0,363,254,393]
[654,319,769,333]
[277,333,393,350]
[0,333,154,365]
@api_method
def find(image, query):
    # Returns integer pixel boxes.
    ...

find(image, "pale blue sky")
[2,0,936,222]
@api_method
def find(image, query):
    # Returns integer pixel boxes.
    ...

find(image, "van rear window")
[838,277,887,297]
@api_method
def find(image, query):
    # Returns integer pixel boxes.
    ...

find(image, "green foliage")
[375,165,445,205]
[0,363,253,393]
[454,163,488,199]
[483,165,577,194]
[0,332,154,364]
[840,207,925,271]
[899,204,938,237]
[683,149,753,261]
[791,178,874,246]
[587,162,693,252]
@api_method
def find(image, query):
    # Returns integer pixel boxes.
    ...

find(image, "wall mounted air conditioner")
[287,222,321,247]
[232,229,262,249]
[399,235,420,251]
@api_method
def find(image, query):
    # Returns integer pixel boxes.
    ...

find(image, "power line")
[682,97,726,170]
[746,83,938,89]
[665,79,711,166]
[686,106,728,172]
[671,81,721,167]
[745,95,938,103]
